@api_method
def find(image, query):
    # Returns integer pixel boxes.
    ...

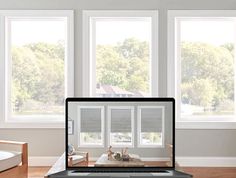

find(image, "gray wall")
[0,0,236,158]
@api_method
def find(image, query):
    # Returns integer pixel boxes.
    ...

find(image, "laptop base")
[48,170,192,178]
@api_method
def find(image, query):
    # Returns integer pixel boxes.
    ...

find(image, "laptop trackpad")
[70,171,171,177]
[88,173,153,177]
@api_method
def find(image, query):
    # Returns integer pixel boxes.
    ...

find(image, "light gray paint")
[0,0,236,157]
[176,129,236,156]
[68,102,173,158]
[0,129,65,156]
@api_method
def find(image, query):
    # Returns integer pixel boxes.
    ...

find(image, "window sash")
[168,10,236,129]
[82,10,158,97]
[108,106,134,147]
[0,10,74,128]
[137,106,165,147]
[78,106,104,147]
[178,17,235,118]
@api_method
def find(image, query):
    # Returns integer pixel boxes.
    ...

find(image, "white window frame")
[78,106,105,148]
[168,10,236,129]
[137,106,165,148]
[0,10,74,128]
[82,10,158,97]
[107,106,134,148]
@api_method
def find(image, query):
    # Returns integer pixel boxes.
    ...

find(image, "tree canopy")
[96,38,149,93]
[181,42,234,113]
[12,38,234,115]
[12,42,65,114]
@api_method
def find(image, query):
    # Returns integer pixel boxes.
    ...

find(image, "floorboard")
[182,167,236,178]
[29,167,50,178]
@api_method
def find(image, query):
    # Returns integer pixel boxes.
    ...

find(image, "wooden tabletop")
[95,153,144,167]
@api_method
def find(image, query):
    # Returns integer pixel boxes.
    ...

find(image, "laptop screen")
[66,98,174,171]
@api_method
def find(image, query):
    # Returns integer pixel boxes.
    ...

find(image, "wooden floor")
[182,167,236,178]
[29,166,236,178]
[29,167,50,178]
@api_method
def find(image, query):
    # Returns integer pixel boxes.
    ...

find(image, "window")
[0,10,74,128]
[168,10,236,129]
[83,11,158,97]
[108,106,134,147]
[78,106,104,147]
[137,106,164,147]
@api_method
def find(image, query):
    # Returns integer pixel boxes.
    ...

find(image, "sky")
[95,19,151,45]
[10,17,236,47]
[180,20,235,45]
[11,19,66,46]
[11,18,152,46]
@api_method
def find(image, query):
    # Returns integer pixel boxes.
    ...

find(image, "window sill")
[0,120,65,129]
[78,145,104,148]
[109,145,134,148]
[0,114,65,128]
[176,120,236,129]
[137,145,164,148]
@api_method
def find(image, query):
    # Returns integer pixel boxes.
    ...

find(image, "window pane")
[79,107,103,146]
[109,108,133,146]
[179,18,235,116]
[141,132,162,145]
[110,132,132,145]
[139,107,163,146]
[95,18,151,97]
[80,133,102,145]
[10,18,67,116]
[80,108,102,132]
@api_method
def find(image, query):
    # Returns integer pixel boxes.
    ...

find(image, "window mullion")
[233,19,236,119]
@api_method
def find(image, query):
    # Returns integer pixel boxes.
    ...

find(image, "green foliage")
[96,45,128,87]
[25,41,65,60]
[12,42,65,113]
[116,38,149,59]
[12,47,41,111]
[221,43,234,57]
[12,38,234,114]
[181,42,234,111]
[182,78,216,108]
[96,38,149,93]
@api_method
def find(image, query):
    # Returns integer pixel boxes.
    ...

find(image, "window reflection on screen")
[67,100,173,168]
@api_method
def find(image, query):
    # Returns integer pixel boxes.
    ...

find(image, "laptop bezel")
[65,97,175,172]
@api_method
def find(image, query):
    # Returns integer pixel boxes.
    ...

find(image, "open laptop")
[48,97,192,178]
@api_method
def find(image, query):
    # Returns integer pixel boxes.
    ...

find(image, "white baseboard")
[176,157,236,167]
[29,156,59,166]
[29,156,236,167]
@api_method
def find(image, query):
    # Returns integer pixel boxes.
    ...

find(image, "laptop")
[48,97,192,178]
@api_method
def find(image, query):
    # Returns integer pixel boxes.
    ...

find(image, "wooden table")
[94,154,144,167]
[44,153,65,178]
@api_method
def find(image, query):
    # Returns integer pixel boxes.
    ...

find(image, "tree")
[96,38,149,93]
[221,43,234,57]
[12,47,41,111]
[181,42,234,110]
[96,45,127,87]
[116,38,149,59]
[183,78,216,108]
[12,42,65,113]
